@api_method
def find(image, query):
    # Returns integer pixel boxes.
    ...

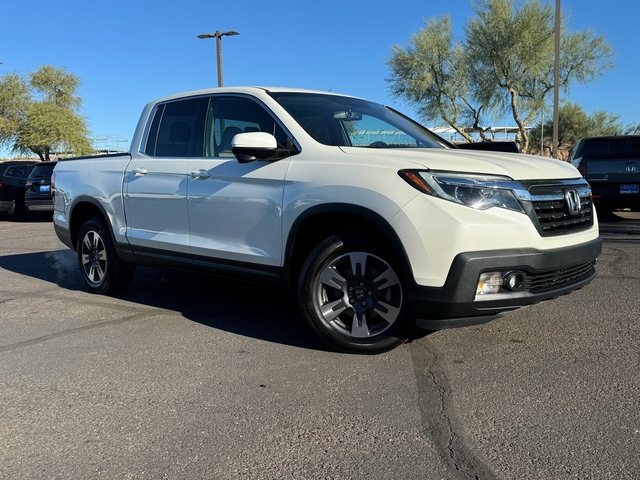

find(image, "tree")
[0,65,93,161]
[387,0,614,153]
[387,16,483,142]
[528,102,623,157]
[0,74,29,142]
[624,123,640,135]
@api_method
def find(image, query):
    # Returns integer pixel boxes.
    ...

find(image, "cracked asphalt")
[1,213,638,479]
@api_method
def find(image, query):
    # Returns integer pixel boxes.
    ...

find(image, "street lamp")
[552,0,560,158]
[197,30,239,87]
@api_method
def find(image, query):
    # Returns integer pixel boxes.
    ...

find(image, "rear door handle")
[131,167,148,176]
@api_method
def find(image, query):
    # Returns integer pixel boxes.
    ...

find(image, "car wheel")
[11,198,33,221]
[77,218,135,294]
[298,232,414,354]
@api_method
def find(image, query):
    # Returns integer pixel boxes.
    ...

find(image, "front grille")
[532,195,594,234]
[526,260,596,293]
[523,181,595,236]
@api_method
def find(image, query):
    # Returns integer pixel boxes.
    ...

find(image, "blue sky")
[1,0,638,154]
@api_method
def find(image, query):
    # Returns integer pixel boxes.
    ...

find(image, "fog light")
[503,271,525,291]
[476,272,503,295]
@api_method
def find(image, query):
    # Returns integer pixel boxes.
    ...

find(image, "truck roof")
[148,86,368,104]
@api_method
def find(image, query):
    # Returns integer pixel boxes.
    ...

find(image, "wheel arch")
[67,197,115,252]
[284,203,413,287]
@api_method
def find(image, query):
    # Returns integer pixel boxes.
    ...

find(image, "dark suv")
[0,161,37,220]
[25,161,57,214]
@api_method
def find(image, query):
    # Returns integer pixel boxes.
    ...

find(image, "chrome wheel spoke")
[374,265,400,291]
[319,265,347,291]
[89,263,105,283]
[321,298,349,322]
[349,252,368,277]
[81,252,92,267]
[350,311,371,338]
[82,233,94,252]
[372,300,400,323]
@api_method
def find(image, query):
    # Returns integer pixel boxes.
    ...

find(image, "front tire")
[77,219,135,294]
[298,232,414,354]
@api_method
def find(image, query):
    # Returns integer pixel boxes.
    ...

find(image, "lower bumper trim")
[407,237,602,327]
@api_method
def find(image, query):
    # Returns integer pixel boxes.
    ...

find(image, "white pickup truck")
[52,87,602,353]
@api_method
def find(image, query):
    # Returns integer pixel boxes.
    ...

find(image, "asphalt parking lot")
[1,212,639,479]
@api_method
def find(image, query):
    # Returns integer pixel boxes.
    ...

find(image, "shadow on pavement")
[0,249,330,352]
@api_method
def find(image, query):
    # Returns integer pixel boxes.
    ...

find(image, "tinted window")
[144,98,207,157]
[29,163,56,178]
[581,137,640,156]
[204,97,291,157]
[3,165,34,179]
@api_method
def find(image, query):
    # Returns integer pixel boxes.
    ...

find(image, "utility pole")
[552,0,561,158]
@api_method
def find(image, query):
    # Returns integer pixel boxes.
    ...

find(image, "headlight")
[399,170,524,213]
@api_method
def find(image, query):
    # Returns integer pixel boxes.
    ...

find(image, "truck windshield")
[269,92,450,149]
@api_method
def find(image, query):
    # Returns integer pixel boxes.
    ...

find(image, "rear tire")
[298,231,414,354]
[11,198,33,221]
[77,218,135,294]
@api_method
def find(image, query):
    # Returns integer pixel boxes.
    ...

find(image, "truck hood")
[338,146,580,181]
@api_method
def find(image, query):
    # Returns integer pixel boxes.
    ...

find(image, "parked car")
[25,161,57,214]
[0,160,37,220]
[569,135,640,212]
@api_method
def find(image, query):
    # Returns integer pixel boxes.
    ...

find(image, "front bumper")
[408,237,602,329]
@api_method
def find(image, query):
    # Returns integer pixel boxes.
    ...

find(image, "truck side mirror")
[231,132,281,163]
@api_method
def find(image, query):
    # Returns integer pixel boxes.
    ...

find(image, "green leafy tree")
[387,0,614,153]
[388,16,484,142]
[0,74,29,142]
[528,102,623,157]
[0,65,93,161]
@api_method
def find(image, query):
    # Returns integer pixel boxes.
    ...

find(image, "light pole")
[552,0,560,158]
[197,30,239,87]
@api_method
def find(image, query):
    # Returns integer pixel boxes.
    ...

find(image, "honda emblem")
[564,189,582,215]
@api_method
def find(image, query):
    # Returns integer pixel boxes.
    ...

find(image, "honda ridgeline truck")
[52,87,602,353]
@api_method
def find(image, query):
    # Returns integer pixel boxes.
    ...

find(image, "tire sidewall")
[77,219,119,294]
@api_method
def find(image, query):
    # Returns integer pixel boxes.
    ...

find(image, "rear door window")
[4,165,34,179]
[144,98,207,157]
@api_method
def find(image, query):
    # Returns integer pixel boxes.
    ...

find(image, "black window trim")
[141,93,300,159]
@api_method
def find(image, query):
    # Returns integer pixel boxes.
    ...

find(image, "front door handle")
[190,169,211,179]
[131,167,148,176]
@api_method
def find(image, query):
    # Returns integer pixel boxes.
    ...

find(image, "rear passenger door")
[124,97,207,263]
[187,95,293,268]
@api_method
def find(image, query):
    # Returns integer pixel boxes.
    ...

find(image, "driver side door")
[187,95,293,268]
